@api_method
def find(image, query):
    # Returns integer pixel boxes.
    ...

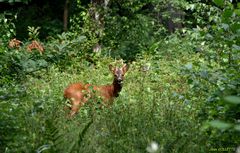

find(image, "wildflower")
[146,141,159,153]
[27,40,44,54]
[236,146,240,153]
[141,63,151,72]
[8,38,22,49]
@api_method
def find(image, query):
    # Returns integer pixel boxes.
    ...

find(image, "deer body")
[64,64,128,116]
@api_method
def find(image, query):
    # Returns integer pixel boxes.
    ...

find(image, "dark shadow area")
[0,0,65,40]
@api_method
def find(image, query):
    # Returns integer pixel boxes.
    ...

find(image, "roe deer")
[64,64,129,116]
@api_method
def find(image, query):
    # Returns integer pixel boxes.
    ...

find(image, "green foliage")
[1,0,31,4]
[27,26,40,40]
[185,2,220,27]
[0,28,86,86]
[179,1,240,148]
[103,13,155,60]
[1,0,240,152]
[0,52,207,152]
[213,0,224,7]
[70,0,165,60]
[70,3,100,44]
[14,2,63,40]
[0,12,16,45]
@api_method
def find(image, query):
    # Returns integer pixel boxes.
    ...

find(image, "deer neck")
[112,79,123,97]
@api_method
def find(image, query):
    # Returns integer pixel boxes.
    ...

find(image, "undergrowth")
[1,1,239,152]
[1,33,239,152]
[1,44,208,153]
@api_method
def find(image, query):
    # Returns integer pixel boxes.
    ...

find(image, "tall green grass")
[1,48,211,153]
[4,34,238,152]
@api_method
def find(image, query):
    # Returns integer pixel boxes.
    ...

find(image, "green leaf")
[37,59,48,67]
[223,9,233,19]
[230,23,240,33]
[234,124,240,131]
[213,0,224,7]
[185,63,192,70]
[232,44,240,51]
[224,96,240,104]
[221,23,229,30]
[209,120,231,130]
[235,9,240,16]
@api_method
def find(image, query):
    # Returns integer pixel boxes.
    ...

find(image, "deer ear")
[109,64,115,72]
[122,64,129,73]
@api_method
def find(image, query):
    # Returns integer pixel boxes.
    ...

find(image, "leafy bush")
[0,36,206,152]
[180,0,240,149]
[1,0,239,153]
[0,12,16,45]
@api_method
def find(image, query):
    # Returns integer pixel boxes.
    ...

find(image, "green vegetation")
[0,0,239,153]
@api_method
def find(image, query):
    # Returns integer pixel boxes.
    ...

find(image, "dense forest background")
[0,0,239,152]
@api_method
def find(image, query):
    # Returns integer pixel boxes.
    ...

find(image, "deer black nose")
[117,79,123,84]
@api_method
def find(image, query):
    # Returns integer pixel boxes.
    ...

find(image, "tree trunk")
[63,0,71,31]
[167,4,184,33]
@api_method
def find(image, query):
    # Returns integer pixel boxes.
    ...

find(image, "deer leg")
[69,100,81,117]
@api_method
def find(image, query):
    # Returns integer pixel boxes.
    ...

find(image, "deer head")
[109,64,129,85]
